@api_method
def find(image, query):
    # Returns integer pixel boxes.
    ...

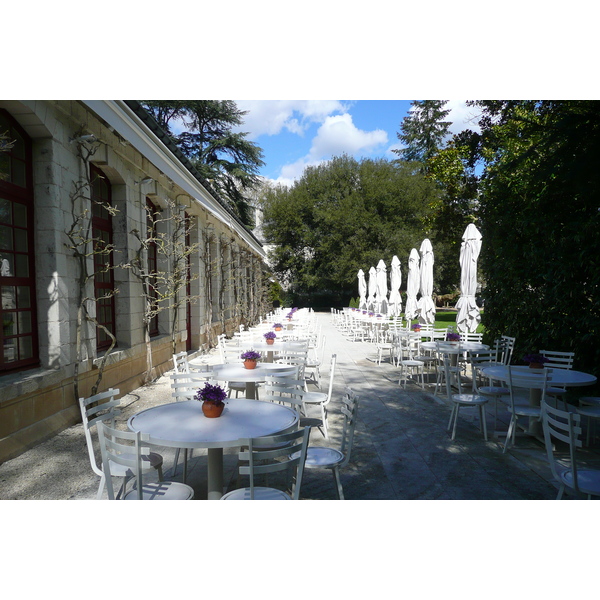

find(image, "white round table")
[481,365,597,436]
[211,363,294,399]
[421,341,489,367]
[128,399,298,500]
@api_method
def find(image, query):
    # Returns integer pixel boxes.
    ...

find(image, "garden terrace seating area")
[2,310,599,501]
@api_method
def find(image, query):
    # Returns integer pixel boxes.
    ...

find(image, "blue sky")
[233,100,482,186]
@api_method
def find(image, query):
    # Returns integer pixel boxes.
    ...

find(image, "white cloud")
[309,113,388,159]
[446,100,482,135]
[235,100,348,138]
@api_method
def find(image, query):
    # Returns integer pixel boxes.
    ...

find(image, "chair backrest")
[263,376,306,414]
[172,352,189,374]
[468,349,500,391]
[338,388,360,468]
[237,427,311,499]
[541,399,583,495]
[539,350,574,370]
[322,354,337,404]
[79,389,121,478]
[499,335,516,364]
[170,372,214,401]
[97,420,151,500]
[460,332,483,343]
[506,366,550,412]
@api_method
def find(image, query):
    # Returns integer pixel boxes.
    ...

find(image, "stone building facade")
[0,100,266,463]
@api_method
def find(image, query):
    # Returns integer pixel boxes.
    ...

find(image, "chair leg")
[480,405,488,441]
[173,448,181,476]
[333,467,344,500]
[451,405,460,440]
[503,416,515,453]
[96,474,106,500]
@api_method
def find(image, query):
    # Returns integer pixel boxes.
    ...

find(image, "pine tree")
[393,100,452,163]
[140,101,265,227]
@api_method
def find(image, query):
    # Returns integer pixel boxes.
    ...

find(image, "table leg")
[267,350,273,363]
[207,448,224,500]
[246,381,257,400]
[529,388,542,435]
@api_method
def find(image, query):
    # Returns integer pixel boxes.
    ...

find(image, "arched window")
[90,164,116,350]
[146,198,159,337]
[0,109,38,372]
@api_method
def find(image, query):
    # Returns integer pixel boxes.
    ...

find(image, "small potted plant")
[523,353,550,369]
[273,323,283,331]
[411,323,421,333]
[241,350,261,369]
[446,332,461,343]
[263,331,277,345]
[195,382,227,418]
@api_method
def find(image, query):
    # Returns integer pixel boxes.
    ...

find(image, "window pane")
[0,155,10,183]
[0,255,13,277]
[17,286,30,308]
[0,197,11,224]
[3,312,15,336]
[12,130,25,160]
[0,225,12,250]
[15,254,29,277]
[13,203,26,228]
[18,311,31,334]
[1,286,16,309]
[14,229,27,252]
[4,338,17,362]
[19,336,33,360]
[12,159,26,187]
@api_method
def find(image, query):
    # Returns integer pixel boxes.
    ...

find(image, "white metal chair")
[300,354,337,439]
[541,399,600,499]
[503,367,550,453]
[434,342,463,395]
[540,350,575,408]
[293,388,360,500]
[97,421,194,500]
[468,350,509,430]
[443,359,489,441]
[397,334,425,389]
[221,427,311,500]
[305,334,326,387]
[79,389,163,499]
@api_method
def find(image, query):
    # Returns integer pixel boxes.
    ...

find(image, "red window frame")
[0,109,39,372]
[90,164,116,350]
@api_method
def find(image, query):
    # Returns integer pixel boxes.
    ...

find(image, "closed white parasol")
[357,269,367,310]
[388,255,402,317]
[404,248,420,322]
[375,259,388,315]
[417,239,436,325]
[455,223,482,332]
[367,266,377,312]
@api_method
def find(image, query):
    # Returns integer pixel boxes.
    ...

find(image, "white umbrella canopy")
[375,259,388,315]
[388,255,402,317]
[367,266,377,312]
[456,223,483,332]
[357,269,367,310]
[404,248,420,322]
[417,238,436,325]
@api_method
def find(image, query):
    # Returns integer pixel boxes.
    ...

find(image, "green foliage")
[140,101,265,227]
[393,100,452,163]
[471,101,600,376]
[263,154,450,304]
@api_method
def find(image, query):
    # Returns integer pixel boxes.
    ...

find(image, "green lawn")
[406,310,486,334]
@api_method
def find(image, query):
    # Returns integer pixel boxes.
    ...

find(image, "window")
[146,198,159,337]
[0,109,38,372]
[90,164,116,350]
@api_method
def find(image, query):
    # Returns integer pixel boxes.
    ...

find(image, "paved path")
[0,311,578,500]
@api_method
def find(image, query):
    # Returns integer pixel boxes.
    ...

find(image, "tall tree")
[469,100,600,377]
[393,100,452,164]
[140,101,265,227]
[262,155,443,306]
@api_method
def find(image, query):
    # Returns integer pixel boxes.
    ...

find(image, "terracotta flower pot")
[266,338,274,345]
[275,327,282,331]
[529,362,544,369]
[244,359,257,369]
[202,401,224,418]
